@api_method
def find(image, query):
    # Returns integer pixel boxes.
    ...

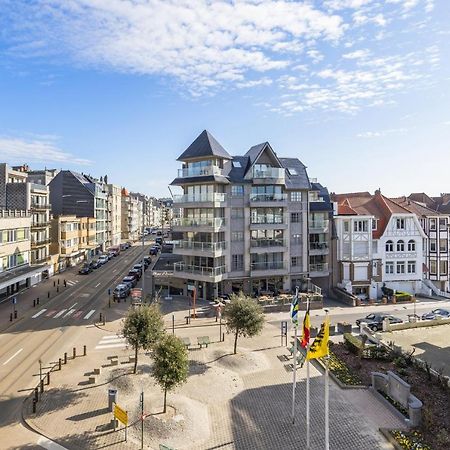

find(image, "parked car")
[113,284,130,299]
[128,268,141,280]
[421,308,450,320]
[98,255,109,265]
[120,243,130,250]
[155,237,163,245]
[78,264,92,275]
[143,256,152,264]
[133,263,143,274]
[91,259,101,269]
[122,276,137,288]
[157,231,162,236]
[355,314,403,331]
[149,247,158,256]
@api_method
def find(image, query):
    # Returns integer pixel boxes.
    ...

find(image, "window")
[232,161,241,168]
[430,260,437,275]
[287,168,297,175]
[231,231,244,242]
[407,240,416,252]
[353,220,368,232]
[407,261,416,274]
[397,240,405,252]
[231,185,244,196]
[291,213,300,223]
[430,218,436,230]
[290,191,302,202]
[372,219,378,230]
[292,233,301,244]
[439,239,448,253]
[396,218,405,229]
[385,261,394,274]
[439,218,447,230]
[430,239,437,252]
[343,221,349,232]
[440,261,448,275]
[231,254,244,271]
[396,261,405,274]
[386,240,394,252]
[291,256,300,267]
[231,208,244,219]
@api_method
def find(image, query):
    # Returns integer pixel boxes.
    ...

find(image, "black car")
[149,247,158,256]
[128,269,141,280]
[421,308,450,320]
[155,237,163,245]
[122,276,137,288]
[133,263,143,274]
[78,265,92,275]
[355,314,403,331]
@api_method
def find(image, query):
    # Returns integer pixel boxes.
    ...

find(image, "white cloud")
[0,135,92,166]
[343,49,371,59]
[357,128,408,138]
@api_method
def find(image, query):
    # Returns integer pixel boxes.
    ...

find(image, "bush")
[390,430,431,450]
[325,351,362,386]
[343,333,364,354]
[395,291,412,302]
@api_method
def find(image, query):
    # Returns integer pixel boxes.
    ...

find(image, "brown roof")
[390,196,443,217]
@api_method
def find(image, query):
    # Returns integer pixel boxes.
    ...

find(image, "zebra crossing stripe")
[53,309,67,318]
[95,335,127,350]
[63,309,76,318]
[67,280,77,286]
[46,310,57,317]
[83,310,96,320]
[32,309,47,319]
[72,310,83,319]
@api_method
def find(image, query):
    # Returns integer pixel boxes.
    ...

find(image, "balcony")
[174,240,226,256]
[172,217,226,231]
[173,262,226,281]
[309,242,329,255]
[31,238,51,248]
[249,193,287,205]
[309,220,329,233]
[173,193,227,205]
[250,261,286,276]
[32,221,50,228]
[31,201,51,210]
[177,165,222,178]
[309,263,329,276]
[250,238,286,253]
[250,216,287,229]
[252,167,285,180]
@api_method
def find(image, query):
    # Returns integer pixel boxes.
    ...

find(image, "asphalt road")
[0,242,150,449]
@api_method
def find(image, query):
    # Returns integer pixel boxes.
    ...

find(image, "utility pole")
[140,390,144,449]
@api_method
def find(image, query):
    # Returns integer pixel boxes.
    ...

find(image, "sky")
[0,0,449,198]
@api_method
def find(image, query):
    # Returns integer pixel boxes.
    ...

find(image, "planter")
[368,298,375,305]
[355,298,361,306]
[337,322,352,333]
[391,296,397,304]
[381,296,387,304]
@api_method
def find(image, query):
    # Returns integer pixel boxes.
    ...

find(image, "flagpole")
[325,310,330,450]
[291,286,299,424]
[306,294,310,450]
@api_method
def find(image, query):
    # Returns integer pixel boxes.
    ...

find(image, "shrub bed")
[390,429,431,450]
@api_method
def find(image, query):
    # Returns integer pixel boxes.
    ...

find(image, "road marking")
[63,309,76,318]
[73,310,83,319]
[37,436,68,450]
[95,334,127,350]
[53,309,67,318]
[32,309,47,319]
[101,335,124,340]
[95,342,127,350]
[67,303,77,310]
[2,348,23,365]
[95,282,101,288]
[46,310,57,317]
[83,309,96,320]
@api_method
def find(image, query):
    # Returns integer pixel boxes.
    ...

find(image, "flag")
[300,306,310,349]
[307,316,330,360]
[290,292,299,327]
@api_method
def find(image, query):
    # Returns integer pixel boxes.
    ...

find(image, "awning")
[0,264,48,291]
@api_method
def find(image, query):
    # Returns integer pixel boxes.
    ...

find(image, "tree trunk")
[233,328,239,354]
[163,387,167,413]
[133,344,138,374]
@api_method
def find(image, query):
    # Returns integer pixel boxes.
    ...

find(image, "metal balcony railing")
[252,167,285,179]
[172,217,226,228]
[177,166,222,178]
[249,193,287,202]
[173,193,227,203]
[309,263,329,272]
[309,242,328,251]
[31,238,51,247]
[250,239,285,248]
[174,241,226,251]
[251,261,285,271]
[32,221,50,228]
[251,216,285,225]
[31,202,51,210]
[173,263,226,277]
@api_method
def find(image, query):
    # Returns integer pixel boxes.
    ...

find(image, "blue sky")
[0,0,449,198]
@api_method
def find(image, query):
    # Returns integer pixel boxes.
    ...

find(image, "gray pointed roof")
[177,130,232,161]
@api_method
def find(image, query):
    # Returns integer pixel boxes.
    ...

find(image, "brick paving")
[23,309,404,450]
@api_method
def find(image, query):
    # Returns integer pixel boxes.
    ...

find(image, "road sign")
[114,403,128,426]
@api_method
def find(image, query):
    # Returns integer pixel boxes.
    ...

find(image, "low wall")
[331,287,356,307]
[386,317,450,331]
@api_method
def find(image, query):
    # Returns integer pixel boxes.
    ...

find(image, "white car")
[98,255,109,265]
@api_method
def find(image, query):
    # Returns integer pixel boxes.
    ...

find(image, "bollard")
[222,332,225,342]
[64,279,67,288]
[215,315,218,322]
[34,387,39,402]
[37,297,40,305]
[40,379,44,394]
[58,278,60,285]
[103,315,106,326]
[14,310,17,319]
[10,313,12,322]
[53,280,56,287]
[73,347,76,359]
[46,372,50,385]
[64,352,67,364]
[83,345,87,356]
[58,358,62,370]
[33,299,36,307]
[99,313,103,323]
[48,291,50,298]
[56,286,59,293]
[32,398,37,413]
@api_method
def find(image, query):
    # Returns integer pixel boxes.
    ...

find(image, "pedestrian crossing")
[66,279,78,287]
[31,304,97,321]
[95,334,127,350]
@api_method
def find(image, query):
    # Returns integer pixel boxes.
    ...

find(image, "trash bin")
[108,388,118,412]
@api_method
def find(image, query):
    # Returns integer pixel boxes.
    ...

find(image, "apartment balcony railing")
[249,193,287,202]
[174,241,226,251]
[174,263,226,278]
[251,261,285,271]
[309,220,329,231]
[177,166,222,178]
[31,201,51,210]
[173,193,227,204]
[31,238,51,247]
[309,242,328,251]
[250,238,285,248]
[172,217,226,228]
[251,217,285,225]
[309,263,329,273]
[33,256,48,264]
[32,221,50,228]
[252,167,285,179]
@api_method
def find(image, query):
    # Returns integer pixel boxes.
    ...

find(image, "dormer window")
[287,168,297,175]
[396,218,405,229]
[232,161,241,168]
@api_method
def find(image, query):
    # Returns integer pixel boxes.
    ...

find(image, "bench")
[88,376,96,384]
[94,368,101,375]
[107,355,118,360]
[197,336,210,349]
[111,359,118,366]
[181,337,191,349]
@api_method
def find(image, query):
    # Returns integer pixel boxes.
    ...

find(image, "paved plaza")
[23,300,404,450]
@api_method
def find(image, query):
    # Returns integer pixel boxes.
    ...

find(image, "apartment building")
[0,210,35,298]
[0,164,51,273]
[49,215,97,272]
[106,184,122,247]
[48,170,107,252]
[391,196,450,294]
[332,191,426,299]
[121,188,141,241]
[170,130,314,300]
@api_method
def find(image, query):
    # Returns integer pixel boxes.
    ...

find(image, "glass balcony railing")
[174,241,226,251]
[309,242,328,251]
[252,167,285,179]
[309,220,329,230]
[309,263,329,272]
[251,261,285,271]
[251,216,285,225]
[172,217,225,228]
[177,166,222,178]
[174,263,226,277]
[249,193,287,202]
[250,239,285,248]
[173,193,227,203]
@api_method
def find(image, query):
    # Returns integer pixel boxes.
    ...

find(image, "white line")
[37,436,68,450]
[101,335,124,341]
[95,343,127,350]
[32,309,47,319]
[95,282,101,288]
[67,303,77,310]
[53,309,67,318]
[83,309,96,320]
[2,348,23,365]
[63,309,76,318]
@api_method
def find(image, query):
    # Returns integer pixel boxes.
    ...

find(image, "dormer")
[244,142,285,184]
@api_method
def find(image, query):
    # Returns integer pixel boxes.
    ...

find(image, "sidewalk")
[23,305,403,450]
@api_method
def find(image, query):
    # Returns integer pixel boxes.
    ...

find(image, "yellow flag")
[306,316,330,360]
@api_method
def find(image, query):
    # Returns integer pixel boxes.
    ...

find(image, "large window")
[440,261,448,275]
[397,240,405,252]
[439,218,447,230]
[231,185,244,197]
[343,221,350,232]
[386,240,394,252]
[439,239,448,253]
[231,254,244,271]
[408,240,416,251]
[430,239,437,252]
[231,232,244,242]
[396,218,406,229]
[251,208,284,224]
[385,261,394,274]
[353,220,368,232]
[291,256,300,267]
[231,208,244,219]
[291,213,300,223]
[290,191,302,202]
[250,185,282,201]
[292,233,301,244]
[430,260,437,275]
[396,261,405,274]
[407,261,416,274]
[430,218,436,230]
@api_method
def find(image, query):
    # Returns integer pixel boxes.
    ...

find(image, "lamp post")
[39,358,42,382]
